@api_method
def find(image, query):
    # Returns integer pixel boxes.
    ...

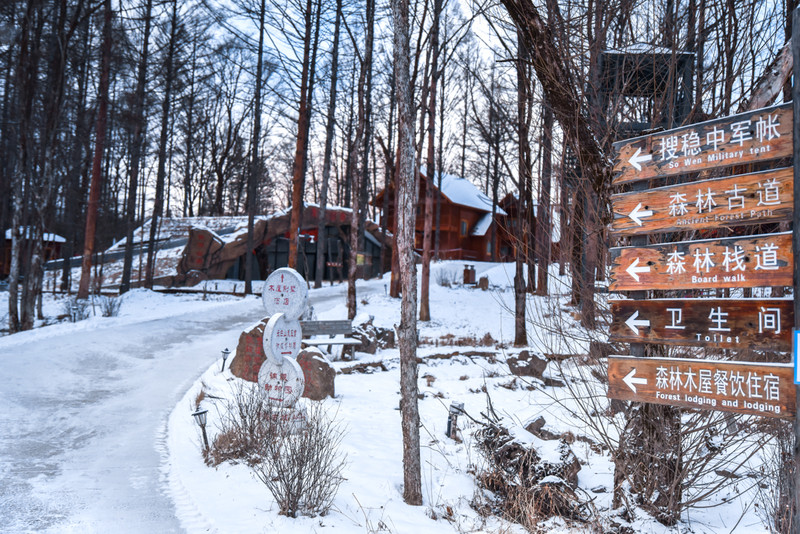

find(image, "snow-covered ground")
[0,262,774,533]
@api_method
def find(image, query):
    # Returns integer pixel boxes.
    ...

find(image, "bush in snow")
[98,296,122,317]
[434,268,459,288]
[208,380,347,517]
[62,297,89,322]
[251,400,347,517]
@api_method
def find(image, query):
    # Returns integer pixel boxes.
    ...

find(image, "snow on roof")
[605,42,694,56]
[470,213,493,237]
[106,216,252,252]
[5,228,66,243]
[423,167,508,216]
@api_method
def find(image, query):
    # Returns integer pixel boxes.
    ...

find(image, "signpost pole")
[791,7,800,532]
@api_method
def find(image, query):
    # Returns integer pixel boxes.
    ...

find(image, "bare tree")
[393,0,422,506]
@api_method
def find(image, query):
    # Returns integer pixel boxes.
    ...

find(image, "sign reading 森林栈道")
[609,231,792,291]
[608,356,795,418]
[613,102,792,184]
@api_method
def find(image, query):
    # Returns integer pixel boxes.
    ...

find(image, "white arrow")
[624,310,651,335]
[628,147,653,171]
[628,202,654,226]
[625,258,650,282]
[623,368,648,393]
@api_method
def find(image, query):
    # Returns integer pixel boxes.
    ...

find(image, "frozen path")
[0,295,264,533]
[0,282,375,534]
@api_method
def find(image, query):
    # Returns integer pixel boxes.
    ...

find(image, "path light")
[192,408,210,451]
[220,347,231,372]
[447,401,465,440]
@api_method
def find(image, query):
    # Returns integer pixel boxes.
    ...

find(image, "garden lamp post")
[192,408,209,451]
[447,401,464,440]
[221,347,231,372]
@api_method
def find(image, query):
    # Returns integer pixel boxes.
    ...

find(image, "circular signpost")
[262,312,303,365]
[257,356,305,408]
[262,267,308,320]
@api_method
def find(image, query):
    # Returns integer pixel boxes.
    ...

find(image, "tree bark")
[393,0,422,506]
[536,99,552,295]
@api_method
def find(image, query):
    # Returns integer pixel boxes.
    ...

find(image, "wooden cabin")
[372,169,507,262]
[2,228,65,279]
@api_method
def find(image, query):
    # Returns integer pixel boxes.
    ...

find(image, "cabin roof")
[422,167,508,216]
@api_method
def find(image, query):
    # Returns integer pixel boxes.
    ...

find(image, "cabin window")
[460,220,468,236]
[487,241,492,254]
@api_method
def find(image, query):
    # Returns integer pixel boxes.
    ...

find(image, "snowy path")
[0,297,263,533]
[0,282,375,534]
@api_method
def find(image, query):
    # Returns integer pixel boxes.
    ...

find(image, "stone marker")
[296,348,336,401]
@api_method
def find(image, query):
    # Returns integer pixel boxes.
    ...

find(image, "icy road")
[0,285,365,533]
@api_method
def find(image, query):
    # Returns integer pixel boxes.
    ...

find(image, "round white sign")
[262,267,308,320]
[262,312,303,365]
[257,356,305,407]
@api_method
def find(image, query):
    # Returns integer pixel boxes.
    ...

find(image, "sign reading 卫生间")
[610,167,793,236]
[607,356,795,418]
[609,299,793,351]
[613,102,792,184]
[609,231,792,291]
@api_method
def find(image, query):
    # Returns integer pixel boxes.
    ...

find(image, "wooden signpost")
[608,356,795,418]
[611,166,793,236]
[609,231,793,291]
[609,299,793,350]
[613,102,792,184]
[607,99,796,423]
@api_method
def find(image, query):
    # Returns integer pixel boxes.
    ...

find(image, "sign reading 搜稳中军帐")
[610,167,792,236]
[609,231,792,291]
[607,355,795,418]
[613,102,792,184]
[609,299,793,351]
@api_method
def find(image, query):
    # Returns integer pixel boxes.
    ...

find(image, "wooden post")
[792,6,800,532]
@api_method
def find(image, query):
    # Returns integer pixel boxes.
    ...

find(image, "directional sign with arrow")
[622,368,647,393]
[607,355,795,418]
[612,102,792,185]
[609,299,793,350]
[610,167,793,237]
[609,231,793,291]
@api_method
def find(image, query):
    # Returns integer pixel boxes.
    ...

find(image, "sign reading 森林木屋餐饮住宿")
[607,355,795,418]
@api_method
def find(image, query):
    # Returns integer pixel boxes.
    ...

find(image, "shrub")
[62,297,89,322]
[99,295,122,317]
[251,400,347,517]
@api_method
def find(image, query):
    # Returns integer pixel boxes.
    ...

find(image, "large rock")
[352,316,395,354]
[230,317,270,382]
[296,348,335,400]
[507,350,548,379]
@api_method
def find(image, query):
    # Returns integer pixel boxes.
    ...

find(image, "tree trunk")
[393,0,422,506]
[536,100,552,295]
[513,29,530,346]
[420,0,442,323]
[288,0,314,270]
[78,0,112,299]
[245,0,267,295]
[120,0,153,295]
[314,0,342,289]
